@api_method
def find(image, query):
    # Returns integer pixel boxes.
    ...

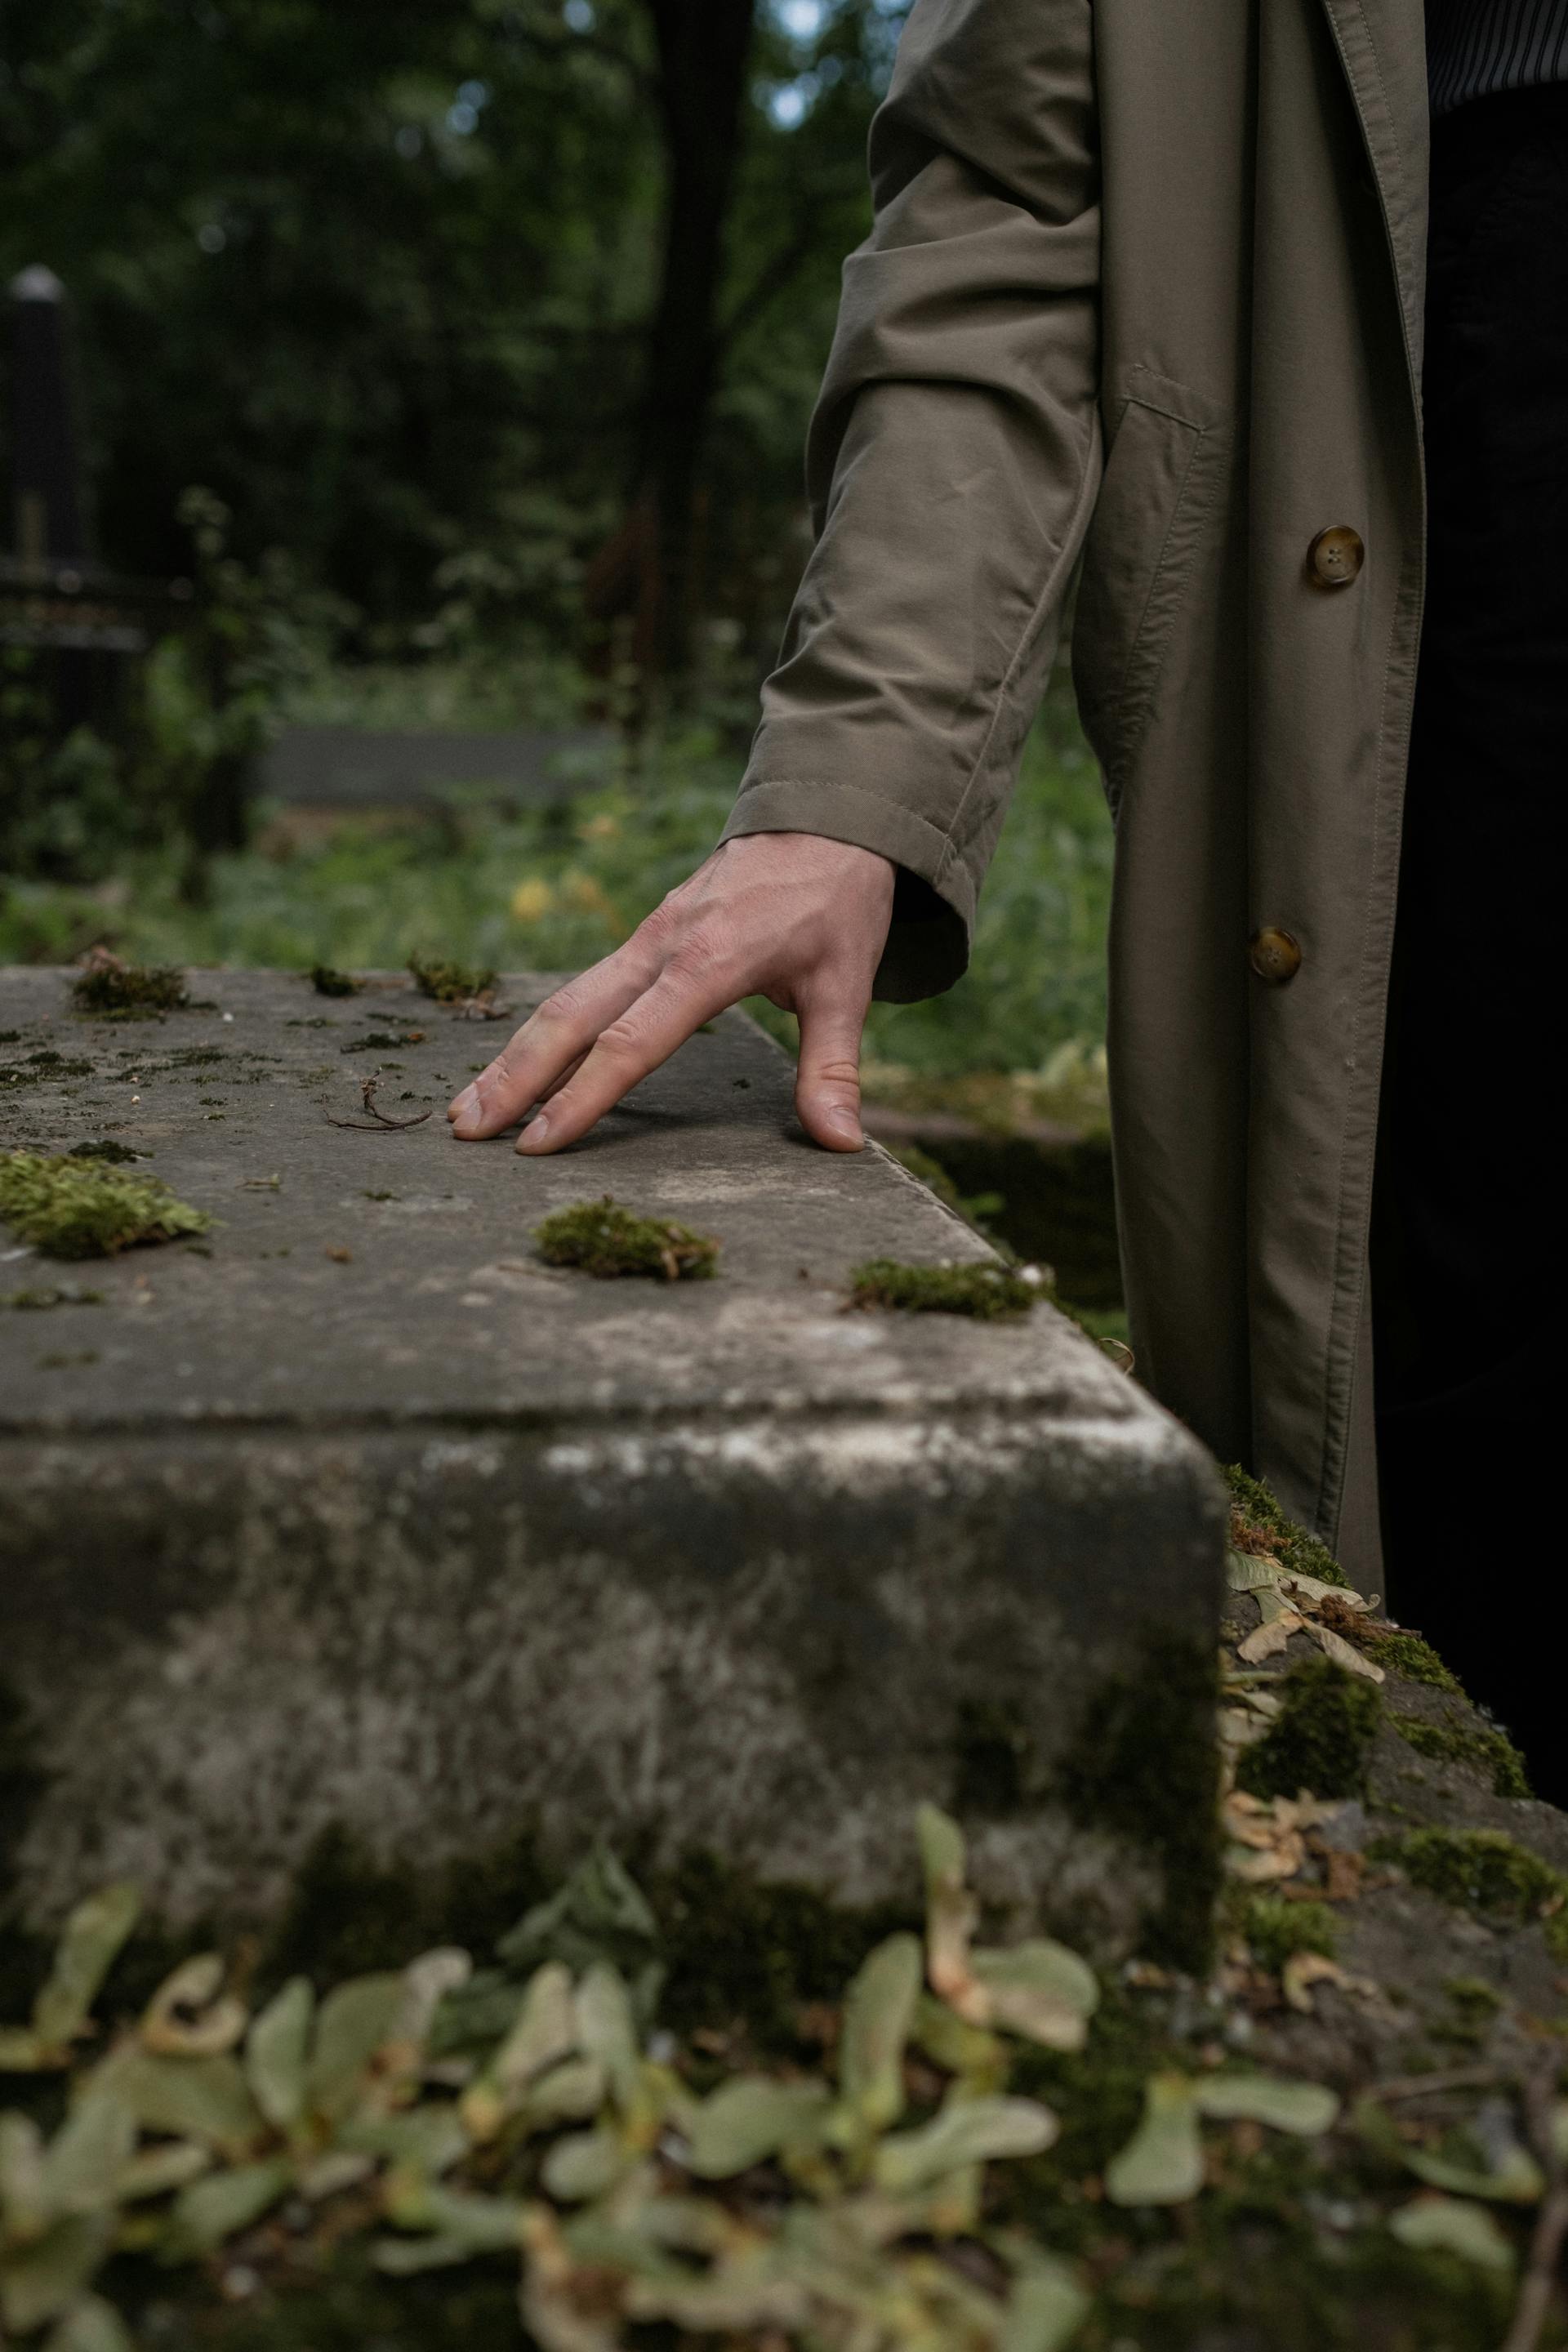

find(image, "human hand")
[446,831,896,1155]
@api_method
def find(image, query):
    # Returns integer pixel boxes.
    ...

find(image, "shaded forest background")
[0,0,908,688]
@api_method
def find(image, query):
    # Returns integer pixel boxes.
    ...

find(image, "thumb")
[795,989,869,1152]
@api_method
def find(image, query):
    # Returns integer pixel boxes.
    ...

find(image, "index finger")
[448,936,659,1138]
[514,963,732,1155]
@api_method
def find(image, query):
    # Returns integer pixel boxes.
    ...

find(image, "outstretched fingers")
[446,942,657,1138]
[513,958,736,1155]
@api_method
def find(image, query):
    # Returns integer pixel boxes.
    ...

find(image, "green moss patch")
[1356,1624,1460,1692]
[1233,1891,1339,1974]
[407,953,497,1003]
[1225,1465,1350,1589]
[65,1138,148,1165]
[310,964,362,996]
[846,1257,1039,1319]
[1392,1712,1530,1799]
[534,1194,719,1281]
[3,1283,104,1310]
[1235,1655,1383,1803]
[1371,1828,1568,1956]
[1,1049,96,1089]
[0,1152,212,1259]
[70,956,190,1018]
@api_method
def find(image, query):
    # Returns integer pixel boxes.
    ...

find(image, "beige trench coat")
[720,0,1430,1584]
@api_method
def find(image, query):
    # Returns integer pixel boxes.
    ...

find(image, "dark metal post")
[9,265,87,570]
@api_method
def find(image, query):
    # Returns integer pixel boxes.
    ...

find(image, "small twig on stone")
[325,1076,432,1133]
[1501,2062,1568,2352]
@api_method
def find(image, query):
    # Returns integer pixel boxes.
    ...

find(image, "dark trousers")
[1374,85,1568,1799]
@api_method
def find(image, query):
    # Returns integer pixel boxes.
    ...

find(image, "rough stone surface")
[0,969,1225,1949]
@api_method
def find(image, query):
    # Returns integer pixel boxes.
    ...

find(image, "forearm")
[723,0,1102,1000]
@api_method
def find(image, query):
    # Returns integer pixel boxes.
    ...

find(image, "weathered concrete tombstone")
[0,969,1226,1962]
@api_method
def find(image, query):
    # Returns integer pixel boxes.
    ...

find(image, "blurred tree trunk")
[582,0,759,691]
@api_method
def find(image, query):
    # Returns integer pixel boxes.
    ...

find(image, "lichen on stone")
[0,1152,212,1259]
[407,953,497,1004]
[846,1258,1039,1320]
[70,955,189,1018]
[534,1194,719,1282]
[1233,1654,1383,1803]
[310,964,362,996]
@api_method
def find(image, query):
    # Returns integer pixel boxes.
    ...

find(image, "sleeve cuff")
[718,777,973,1004]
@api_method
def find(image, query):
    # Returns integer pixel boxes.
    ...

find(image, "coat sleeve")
[719,0,1102,1000]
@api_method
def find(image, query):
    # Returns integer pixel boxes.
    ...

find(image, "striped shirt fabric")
[1428,0,1568,113]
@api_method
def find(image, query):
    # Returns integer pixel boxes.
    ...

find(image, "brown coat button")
[1250,927,1303,983]
[1307,525,1364,587]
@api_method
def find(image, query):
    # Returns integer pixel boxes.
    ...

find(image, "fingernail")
[516,1111,550,1155]
[824,1108,863,1147]
[450,1085,483,1136]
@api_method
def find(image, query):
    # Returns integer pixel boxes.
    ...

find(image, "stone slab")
[0,970,1225,1957]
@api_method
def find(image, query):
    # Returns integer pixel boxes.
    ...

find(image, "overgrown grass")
[0,685,1112,1081]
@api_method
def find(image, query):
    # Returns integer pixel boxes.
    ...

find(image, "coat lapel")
[1318,0,1430,371]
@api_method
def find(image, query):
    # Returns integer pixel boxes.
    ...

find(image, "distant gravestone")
[254,722,616,812]
[0,969,1225,1960]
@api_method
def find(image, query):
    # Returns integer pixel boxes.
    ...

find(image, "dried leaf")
[1237,1609,1305,1663]
[874,2093,1058,2193]
[1306,1622,1385,1682]
[244,1977,314,2133]
[32,1887,140,2055]
[305,1973,404,2122]
[1226,1548,1281,1594]
[1105,2074,1205,2207]
[972,1942,1098,2052]
[1283,1952,1348,2011]
[1280,1570,1374,1614]
[160,2158,292,2260]
[1194,2072,1339,2135]
[685,2077,832,2178]
[1389,2193,1517,2271]
[839,1934,923,2132]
